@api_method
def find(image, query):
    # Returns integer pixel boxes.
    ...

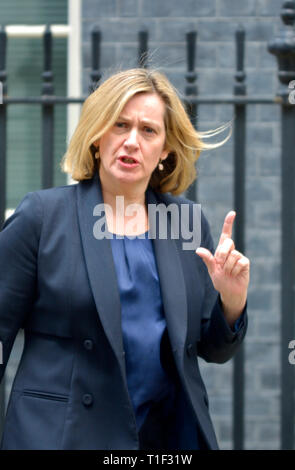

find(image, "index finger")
[218,211,236,245]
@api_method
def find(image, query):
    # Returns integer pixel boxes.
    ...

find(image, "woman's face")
[97,92,168,192]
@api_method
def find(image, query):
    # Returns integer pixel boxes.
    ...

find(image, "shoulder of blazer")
[33,182,78,207]
[1,184,79,238]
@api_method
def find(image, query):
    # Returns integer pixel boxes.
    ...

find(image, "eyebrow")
[117,115,163,131]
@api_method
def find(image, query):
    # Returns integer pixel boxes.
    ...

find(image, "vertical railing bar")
[0,24,7,440]
[185,30,198,203]
[41,25,54,189]
[90,26,101,93]
[280,103,295,449]
[0,25,7,228]
[138,30,148,68]
[233,24,246,450]
[268,0,295,450]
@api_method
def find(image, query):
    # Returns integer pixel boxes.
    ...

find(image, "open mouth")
[118,156,139,166]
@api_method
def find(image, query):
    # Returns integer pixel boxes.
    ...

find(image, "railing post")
[233,25,246,451]
[0,24,7,440]
[185,31,198,202]
[90,26,101,92]
[268,0,295,450]
[41,25,54,189]
[0,26,7,228]
[138,30,148,68]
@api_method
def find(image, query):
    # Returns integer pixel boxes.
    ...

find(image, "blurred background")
[0,0,294,450]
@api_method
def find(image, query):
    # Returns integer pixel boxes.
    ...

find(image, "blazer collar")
[76,173,124,368]
[76,173,188,368]
[145,188,188,355]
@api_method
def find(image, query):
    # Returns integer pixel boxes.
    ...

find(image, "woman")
[0,68,249,450]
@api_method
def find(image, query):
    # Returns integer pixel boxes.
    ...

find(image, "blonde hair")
[61,68,230,195]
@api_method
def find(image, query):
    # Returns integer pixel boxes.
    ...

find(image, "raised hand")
[196,211,250,328]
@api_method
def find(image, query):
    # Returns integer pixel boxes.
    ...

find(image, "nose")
[123,128,139,151]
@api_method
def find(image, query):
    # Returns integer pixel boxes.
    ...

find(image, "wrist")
[220,293,247,329]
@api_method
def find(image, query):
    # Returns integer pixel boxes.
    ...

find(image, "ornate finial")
[281,0,295,25]
[185,31,198,128]
[89,25,101,93]
[138,30,148,68]
[234,25,246,95]
[268,1,295,100]
[185,31,197,96]
[0,25,7,95]
[42,25,54,95]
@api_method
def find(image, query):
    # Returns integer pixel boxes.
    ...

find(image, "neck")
[98,171,149,236]
[98,168,147,209]
[101,186,146,209]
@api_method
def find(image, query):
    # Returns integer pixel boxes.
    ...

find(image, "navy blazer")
[0,173,247,450]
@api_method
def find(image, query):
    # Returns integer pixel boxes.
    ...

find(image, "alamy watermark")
[92,197,202,251]
[0,340,2,365]
[0,81,3,105]
[289,80,295,105]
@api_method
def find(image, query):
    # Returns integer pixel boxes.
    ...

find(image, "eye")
[115,121,127,128]
[144,126,155,134]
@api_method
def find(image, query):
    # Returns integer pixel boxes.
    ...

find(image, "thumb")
[196,247,215,274]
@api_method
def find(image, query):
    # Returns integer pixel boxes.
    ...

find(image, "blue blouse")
[110,232,174,432]
[110,231,244,443]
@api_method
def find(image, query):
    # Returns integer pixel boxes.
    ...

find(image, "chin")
[113,169,143,184]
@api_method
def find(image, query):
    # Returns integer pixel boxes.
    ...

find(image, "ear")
[93,139,100,149]
[160,148,169,161]
[92,140,100,159]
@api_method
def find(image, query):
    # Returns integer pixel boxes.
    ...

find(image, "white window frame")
[67,0,82,185]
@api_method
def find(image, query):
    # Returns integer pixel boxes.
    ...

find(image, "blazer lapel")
[146,188,188,361]
[76,174,125,367]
